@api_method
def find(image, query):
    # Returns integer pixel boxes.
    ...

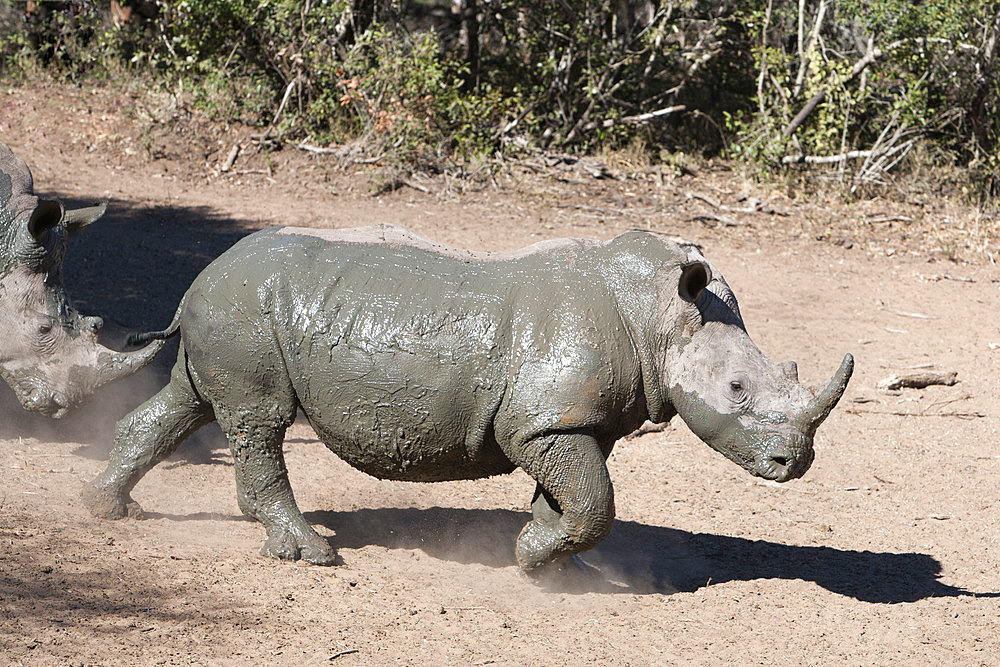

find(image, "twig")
[687,214,747,228]
[867,215,913,224]
[686,191,722,209]
[260,77,300,142]
[923,394,973,414]
[927,274,974,283]
[402,179,431,194]
[580,105,686,132]
[890,310,932,319]
[492,98,541,141]
[846,408,985,419]
[330,649,359,660]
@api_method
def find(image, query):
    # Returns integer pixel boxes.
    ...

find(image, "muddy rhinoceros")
[83,224,853,572]
[0,142,166,417]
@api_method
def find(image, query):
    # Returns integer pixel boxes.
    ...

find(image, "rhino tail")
[126,302,184,348]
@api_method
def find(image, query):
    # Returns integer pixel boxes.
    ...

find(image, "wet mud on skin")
[1,85,999,664]
[83,224,850,574]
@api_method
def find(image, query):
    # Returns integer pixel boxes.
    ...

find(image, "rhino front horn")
[62,200,108,235]
[799,353,854,430]
[93,338,168,390]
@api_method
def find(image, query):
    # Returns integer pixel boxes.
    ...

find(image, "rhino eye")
[730,380,743,393]
[37,322,52,335]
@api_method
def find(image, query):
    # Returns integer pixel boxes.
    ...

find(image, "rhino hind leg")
[513,432,615,572]
[217,408,336,566]
[84,348,214,519]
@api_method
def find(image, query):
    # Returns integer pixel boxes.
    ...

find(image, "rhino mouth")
[21,390,71,419]
[5,374,76,419]
[753,446,813,482]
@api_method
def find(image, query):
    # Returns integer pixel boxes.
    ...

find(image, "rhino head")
[0,142,165,417]
[626,236,853,482]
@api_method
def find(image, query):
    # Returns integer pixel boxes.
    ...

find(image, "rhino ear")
[63,200,107,235]
[778,361,799,383]
[678,260,712,303]
[27,199,64,244]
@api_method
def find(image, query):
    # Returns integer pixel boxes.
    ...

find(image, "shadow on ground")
[0,514,225,652]
[305,506,997,602]
[0,197,249,454]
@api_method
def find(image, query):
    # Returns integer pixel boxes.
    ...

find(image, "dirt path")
[1,85,998,665]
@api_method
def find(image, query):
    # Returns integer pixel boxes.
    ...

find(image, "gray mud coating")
[86,224,852,572]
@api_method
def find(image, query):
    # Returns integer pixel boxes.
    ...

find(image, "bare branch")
[792,0,827,99]
[756,0,774,120]
[782,150,873,165]
[579,105,686,133]
[782,41,884,138]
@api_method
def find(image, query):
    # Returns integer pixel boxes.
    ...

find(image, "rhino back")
[181,226,646,481]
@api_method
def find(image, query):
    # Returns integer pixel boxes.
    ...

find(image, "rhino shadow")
[0,197,246,457]
[305,506,994,602]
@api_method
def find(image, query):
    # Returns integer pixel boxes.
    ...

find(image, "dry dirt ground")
[0,84,998,666]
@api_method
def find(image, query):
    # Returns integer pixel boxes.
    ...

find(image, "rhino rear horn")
[94,337,168,389]
[799,353,854,431]
[63,200,108,235]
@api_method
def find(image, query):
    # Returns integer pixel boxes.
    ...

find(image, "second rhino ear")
[27,199,64,244]
[678,260,712,303]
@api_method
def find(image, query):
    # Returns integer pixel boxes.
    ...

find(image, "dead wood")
[878,371,958,391]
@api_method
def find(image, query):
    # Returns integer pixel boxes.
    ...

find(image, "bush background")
[1,0,997,199]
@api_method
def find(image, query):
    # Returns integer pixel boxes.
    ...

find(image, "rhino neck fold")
[615,303,668,424]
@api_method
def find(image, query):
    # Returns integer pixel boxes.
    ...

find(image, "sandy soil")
[0,84,998,666]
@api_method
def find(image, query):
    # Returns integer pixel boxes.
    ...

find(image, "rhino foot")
[519,555,617,593]
[260,530,337,566]
[81,483,144,520]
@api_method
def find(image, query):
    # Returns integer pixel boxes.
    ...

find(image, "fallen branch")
[296,142,347,155]
[846,408,985,419]
[219,144,240,172]
[402,179,431,194]
[782,150,872,165]
[878,371,958,391]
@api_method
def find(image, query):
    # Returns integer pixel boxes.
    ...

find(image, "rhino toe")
[81,483,143,520]
[260,531,336,566]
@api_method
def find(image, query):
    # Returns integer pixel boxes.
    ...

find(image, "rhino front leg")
[219,409,336,566]
[512,432,615,572]
[83,368,214,519]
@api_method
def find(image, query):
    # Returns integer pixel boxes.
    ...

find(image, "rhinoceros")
[0,142,165,417]
[83,224,853,572]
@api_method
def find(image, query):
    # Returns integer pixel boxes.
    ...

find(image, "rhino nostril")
[83,316,103,334]
[771,455,789,467]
